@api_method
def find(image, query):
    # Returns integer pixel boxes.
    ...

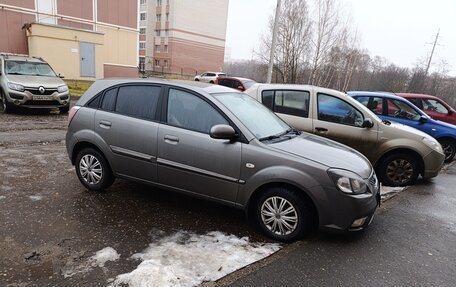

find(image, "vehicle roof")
[77,78,237,105]
[396,93,439,99]
[0,54,45,63]
[254,83,347,96]
[348,91,406,101]
[220,76,255,82]
[202,71,226,74]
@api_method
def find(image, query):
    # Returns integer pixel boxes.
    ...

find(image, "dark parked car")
[349,91,456,162]
[216,76,256,91]
[66,79,380,241]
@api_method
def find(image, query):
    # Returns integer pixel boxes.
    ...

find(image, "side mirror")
[419,116,428,123]
[237,86,245,91]
[210,124,236,140]
[58,73,65,79]
[448,110,454,115]
[362,118,374,128]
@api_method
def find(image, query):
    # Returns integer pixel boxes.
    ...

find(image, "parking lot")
[1,104,455,287]
[0,104,281,286]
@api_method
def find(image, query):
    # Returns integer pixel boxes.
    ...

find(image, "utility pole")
[266,0,282,84]
[424,29,440,77]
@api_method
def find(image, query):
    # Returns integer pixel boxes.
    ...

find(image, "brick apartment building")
[139,0,229,76]
[0,0,139,80]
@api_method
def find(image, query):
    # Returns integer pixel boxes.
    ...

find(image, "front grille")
[24,100,61,106]
[25,88,57,95]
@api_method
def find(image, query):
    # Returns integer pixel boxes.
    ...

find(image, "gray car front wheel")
[255,187,315,242]
[1,89,13,113]
[75,148,114,191]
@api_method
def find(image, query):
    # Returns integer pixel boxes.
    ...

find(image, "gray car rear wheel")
[75,148,114,191]
[255,187,315,242]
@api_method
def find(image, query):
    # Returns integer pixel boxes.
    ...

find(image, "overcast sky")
[225,0,456,75]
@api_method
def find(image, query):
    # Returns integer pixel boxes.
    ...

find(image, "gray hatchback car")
[66,79,380,241]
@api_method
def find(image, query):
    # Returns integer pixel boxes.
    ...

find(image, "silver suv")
[66,79,380,241]
[0,54,70,113]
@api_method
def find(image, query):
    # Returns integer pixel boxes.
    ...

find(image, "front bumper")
[315,175,380,232]
[422,149,445,179]
[6,89,70,108]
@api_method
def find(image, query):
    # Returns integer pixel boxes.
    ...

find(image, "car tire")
[378,152,419,187]
[439,139,455,163]
[75,148,115,192]
[209,80,214,84]
[1,89,14,114]
[59,105,70,114]
[255,187,315,242]
[195,79,199,81]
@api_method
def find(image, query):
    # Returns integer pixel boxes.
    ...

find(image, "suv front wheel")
[255,187,315,242]
[1,89,13,113]
[75,148,115,191]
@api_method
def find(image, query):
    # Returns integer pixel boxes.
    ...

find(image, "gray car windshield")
[214,92,290,139]
[5,61,57,77]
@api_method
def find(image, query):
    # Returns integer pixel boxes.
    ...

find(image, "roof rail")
[0,53,44,61]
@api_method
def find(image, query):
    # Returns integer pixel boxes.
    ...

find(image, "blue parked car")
[348,91,456,162]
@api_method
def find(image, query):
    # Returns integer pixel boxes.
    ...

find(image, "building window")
[155,59,160,67]
[164,45,168,53]
[140,28,146,34]
[164,60,169,68]
[156,30,161,37]
[37,0,57,24]
[166,13,169,21]
[164,29,169,37]
[140,0,147,4]
[139,57,146,64]
[157,0,162,6]
[139,42,146,49]
[167,0,169,4]
[155,45,161,52]
[140,12,146,21]
[156,14,161,22]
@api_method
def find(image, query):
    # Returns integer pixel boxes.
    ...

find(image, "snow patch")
[63,247,120,278]
[29,195,43,201]
[0,195,6,200]
[92,247,121,267]
[381,185,408,200]
[110,231,281,287]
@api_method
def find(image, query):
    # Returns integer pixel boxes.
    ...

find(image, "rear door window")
[115,85,161,120]
[261,90,310,117]
[101,88,118,111]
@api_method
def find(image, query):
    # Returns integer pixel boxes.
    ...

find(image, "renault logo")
[38,86,45,94]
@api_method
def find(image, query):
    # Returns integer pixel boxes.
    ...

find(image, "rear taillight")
[68,106,81,125]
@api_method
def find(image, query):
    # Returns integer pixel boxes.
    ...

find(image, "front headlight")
[7,82,25,92]
[57,85,69,93]
[422,137,443,154]
[328,168,368,194]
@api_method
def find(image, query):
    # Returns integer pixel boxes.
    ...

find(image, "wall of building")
[0,0,139,80]
[27,23,104,80]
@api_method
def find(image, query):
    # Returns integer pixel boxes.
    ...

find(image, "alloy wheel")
[386,159,414,184]
[79,154,103,185]
[261,196,298,236]
[442,143,454,162]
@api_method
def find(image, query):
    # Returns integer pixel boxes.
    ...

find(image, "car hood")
[385,120,432,139]
[269,133,372,178]
[5,75,64,88]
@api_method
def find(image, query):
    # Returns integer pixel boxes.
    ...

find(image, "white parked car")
[194,72,226,83]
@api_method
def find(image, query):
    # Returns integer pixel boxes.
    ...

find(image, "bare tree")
[260,0,312,84]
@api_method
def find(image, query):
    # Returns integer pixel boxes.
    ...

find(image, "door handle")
[99,120,112,128]
[164,135,179,144]
[315,127,328,132]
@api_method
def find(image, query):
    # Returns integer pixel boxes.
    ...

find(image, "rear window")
[115,85,161,120]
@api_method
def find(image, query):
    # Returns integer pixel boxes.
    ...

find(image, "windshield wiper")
[259,128,300,142]
[382,120,391,125]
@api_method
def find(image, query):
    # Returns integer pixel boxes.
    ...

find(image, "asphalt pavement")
[215,162,456,287]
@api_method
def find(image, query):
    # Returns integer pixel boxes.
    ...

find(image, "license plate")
[33,96,52,101]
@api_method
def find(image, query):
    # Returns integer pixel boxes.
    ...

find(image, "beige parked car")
[246,84,445,187]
